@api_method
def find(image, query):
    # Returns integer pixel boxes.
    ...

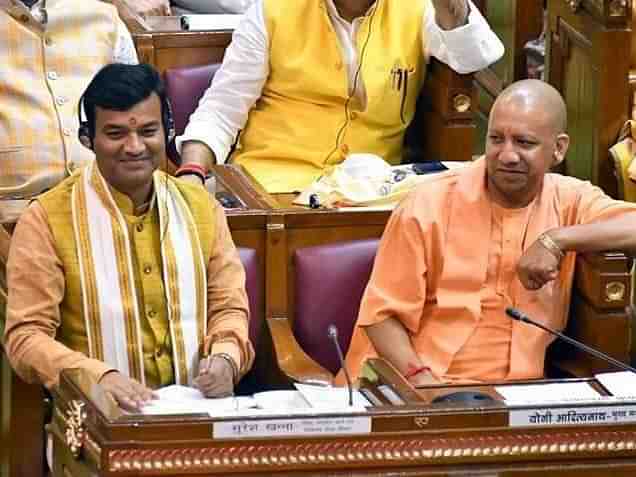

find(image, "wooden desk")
[50,364,636,476]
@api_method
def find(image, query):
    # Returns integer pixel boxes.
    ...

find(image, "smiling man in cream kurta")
[4,64,254,411]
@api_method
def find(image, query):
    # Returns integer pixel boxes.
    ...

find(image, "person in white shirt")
[176,0,505,193]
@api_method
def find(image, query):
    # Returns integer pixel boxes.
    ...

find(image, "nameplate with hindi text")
[509,405,636,427]
[213,416,372,439]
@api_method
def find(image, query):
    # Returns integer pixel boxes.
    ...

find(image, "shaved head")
[485,79,570,208]
[491,79,567,135]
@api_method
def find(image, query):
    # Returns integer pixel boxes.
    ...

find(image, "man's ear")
[553,133,570,166]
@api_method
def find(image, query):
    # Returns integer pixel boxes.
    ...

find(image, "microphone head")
[327,324,338,340]
[505,307,523,321]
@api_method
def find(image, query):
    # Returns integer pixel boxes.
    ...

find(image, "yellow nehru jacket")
[232,0,427,193]
[37,173,215,388]
[0,0,118,212]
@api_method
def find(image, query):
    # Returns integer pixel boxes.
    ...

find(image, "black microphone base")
[432,391,497,406]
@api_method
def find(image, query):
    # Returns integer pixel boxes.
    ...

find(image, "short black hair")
[80,63,169,139]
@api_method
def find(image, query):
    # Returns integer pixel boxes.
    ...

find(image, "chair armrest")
[266,315,333,386]
[548,252,634,377]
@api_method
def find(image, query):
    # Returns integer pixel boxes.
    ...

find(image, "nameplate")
[214,416,372,439]
[509,405,636,427]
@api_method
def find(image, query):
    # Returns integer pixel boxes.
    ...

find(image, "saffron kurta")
[341,159,636,384]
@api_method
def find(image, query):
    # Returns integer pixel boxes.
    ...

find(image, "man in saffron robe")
[341,80,636,386]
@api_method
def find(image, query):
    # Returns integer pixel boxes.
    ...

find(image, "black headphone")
[77,92,176,150]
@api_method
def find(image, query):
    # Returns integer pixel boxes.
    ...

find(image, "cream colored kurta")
[0,0,125,223]
[341,159,636,384]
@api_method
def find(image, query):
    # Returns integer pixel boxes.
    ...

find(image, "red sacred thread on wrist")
[404,363,431,380]
[178,163,208,177]
[175,164,208,184]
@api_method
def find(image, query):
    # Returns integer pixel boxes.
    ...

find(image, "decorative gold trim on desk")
[106,431,636,473]
[64,400,86,459]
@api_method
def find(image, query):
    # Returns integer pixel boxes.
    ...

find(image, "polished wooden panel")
[0,350,47,477]
[50,366,636,476]
[546,0,631,196]
[473,0,545,152]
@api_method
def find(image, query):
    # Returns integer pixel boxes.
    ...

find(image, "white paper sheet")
[294,383,370,411]
[180,14,242,31]
[595,371,636,398]
[495,381,602,405]
[141,385,256,416]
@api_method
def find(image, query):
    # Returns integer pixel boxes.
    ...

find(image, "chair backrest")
[237,247,263,350]
[163,63,221,164]
[293,239,379,375]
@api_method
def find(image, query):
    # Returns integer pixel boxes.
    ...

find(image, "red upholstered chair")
[238,247,263,352]
[163,63,221,164]
[236,247,265,394]
[267,239,379,385]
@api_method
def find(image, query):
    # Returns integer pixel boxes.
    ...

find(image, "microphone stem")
[524,318,636,374]
[331,336,353,406]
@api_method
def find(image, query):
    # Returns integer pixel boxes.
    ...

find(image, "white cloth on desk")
[175,0,504,165]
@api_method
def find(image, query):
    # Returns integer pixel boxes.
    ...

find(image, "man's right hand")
[98,371,157,412]
[127,0,171,17]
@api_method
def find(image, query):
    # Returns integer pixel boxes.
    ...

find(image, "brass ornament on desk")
[65,400,87,459]
[609,0,629,17]
[452,94,472,113]
[605,281,626,302]
[567,0,583,12]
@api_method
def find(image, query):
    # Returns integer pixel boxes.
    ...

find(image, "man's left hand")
[517,239,561,290]
[193,355,234,398]
[431,0,469,30]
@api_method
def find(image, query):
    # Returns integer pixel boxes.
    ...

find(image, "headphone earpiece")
[77,93,93,150]
[78,124,93,150]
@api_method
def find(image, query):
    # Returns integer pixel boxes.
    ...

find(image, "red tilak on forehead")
[128,117,138,126]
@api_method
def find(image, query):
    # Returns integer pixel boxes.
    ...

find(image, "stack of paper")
[140,384,369,417]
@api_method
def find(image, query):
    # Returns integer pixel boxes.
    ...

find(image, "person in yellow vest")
[0,0,138,225]
[175,0,504,193]
[4,64,254,411]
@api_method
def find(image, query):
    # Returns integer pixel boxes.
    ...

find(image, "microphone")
[327,324,354,406]
[505,307,636,374]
